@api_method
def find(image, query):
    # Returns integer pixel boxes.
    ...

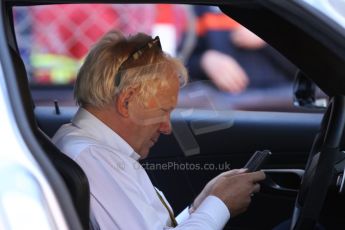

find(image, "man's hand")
[191,169,266,217]
[190,169,247,212]
[200,50,249,93]
[211,170,265,216]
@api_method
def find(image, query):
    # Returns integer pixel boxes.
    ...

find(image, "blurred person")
[52,30,266,229]
[187,6,296,93]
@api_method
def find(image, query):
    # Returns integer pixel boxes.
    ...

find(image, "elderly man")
[53,30,265,230]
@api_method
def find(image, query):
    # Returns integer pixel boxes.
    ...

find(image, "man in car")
[52,30,266,229]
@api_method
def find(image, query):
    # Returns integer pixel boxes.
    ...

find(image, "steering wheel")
[290,95,345,230]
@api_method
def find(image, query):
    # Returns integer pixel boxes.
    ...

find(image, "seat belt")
[155,188,178,227]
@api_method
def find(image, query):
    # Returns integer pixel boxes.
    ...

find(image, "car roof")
[3,0,345,96]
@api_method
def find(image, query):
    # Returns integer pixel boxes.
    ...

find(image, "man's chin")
[138,148,150,160]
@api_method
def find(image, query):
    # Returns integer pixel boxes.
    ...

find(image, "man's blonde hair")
[74,30,188,107]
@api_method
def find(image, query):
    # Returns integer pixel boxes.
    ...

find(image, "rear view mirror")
[293,71,327,109]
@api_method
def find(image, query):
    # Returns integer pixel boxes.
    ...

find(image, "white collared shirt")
[52,108,230,230]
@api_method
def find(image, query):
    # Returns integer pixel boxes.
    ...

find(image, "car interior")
[2,0,345,230]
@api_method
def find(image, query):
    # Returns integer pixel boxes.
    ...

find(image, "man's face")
[128,76,179,159]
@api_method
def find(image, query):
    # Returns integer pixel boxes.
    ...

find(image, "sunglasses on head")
[115,36,162,87]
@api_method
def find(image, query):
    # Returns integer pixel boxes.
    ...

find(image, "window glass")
[13,4,323,112]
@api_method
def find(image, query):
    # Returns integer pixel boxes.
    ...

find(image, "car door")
[8,1,345,230]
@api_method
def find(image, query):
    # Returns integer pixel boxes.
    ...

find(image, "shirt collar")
[71,107,141,161]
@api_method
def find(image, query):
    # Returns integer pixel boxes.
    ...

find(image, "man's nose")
[159,119,172,135]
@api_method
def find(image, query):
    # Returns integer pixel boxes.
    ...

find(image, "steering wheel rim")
[290,95,345,230]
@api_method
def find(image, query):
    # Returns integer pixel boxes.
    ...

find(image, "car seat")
[9,46,92,230]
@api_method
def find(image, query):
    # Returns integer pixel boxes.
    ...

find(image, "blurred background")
[13,4,326,112]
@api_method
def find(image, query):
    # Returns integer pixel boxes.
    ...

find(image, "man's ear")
[115,87,136,117]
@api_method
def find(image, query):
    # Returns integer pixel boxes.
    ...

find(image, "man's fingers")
[252,183,261,193]
[222,168,248,177]
[238,170,266,183]
[248,171,266,183]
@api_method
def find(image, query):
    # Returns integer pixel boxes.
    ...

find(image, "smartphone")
[244,150,272,172]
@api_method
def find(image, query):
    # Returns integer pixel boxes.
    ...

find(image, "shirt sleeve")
[174,196,230,230]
